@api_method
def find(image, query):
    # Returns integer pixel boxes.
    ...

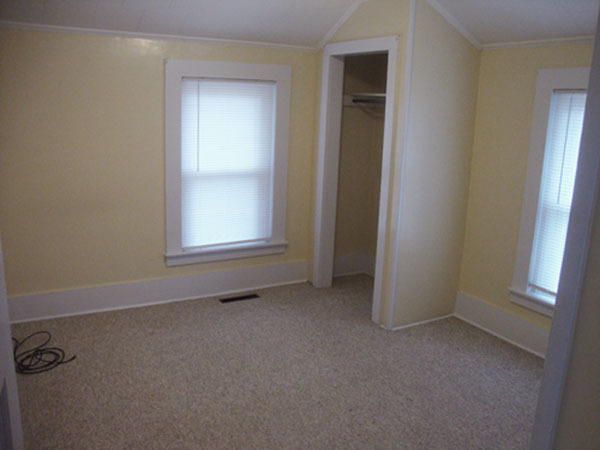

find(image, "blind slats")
[529,91,586,299]
[180,78,276,249]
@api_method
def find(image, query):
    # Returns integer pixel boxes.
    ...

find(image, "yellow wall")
[335,111,384,262]
[458,42,594,328]
[392,0,480,326]
[329,0,410,44]
[0,28,318,296]
[4,1,588,335]
[334,55,385,265]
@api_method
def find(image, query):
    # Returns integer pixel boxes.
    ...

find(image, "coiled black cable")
[12,331,76,375]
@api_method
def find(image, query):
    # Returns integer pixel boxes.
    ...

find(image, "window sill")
[166,240,287,266]
[508,287,554,317]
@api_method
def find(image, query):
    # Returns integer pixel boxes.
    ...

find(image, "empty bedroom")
[1,0,599,449]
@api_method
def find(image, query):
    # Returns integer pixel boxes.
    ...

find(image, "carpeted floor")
[12,275,543,449]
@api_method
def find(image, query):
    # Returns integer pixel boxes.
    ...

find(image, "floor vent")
[219,293,259,304]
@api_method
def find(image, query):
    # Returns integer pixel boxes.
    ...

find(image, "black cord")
[12,331,76,375]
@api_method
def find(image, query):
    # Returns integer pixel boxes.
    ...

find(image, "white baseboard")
[333,253,375,277]
[388,313,454,331]
[8,260,308,323]
[454,292,549,358]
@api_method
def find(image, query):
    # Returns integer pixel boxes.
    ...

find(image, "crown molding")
[482,35,595,50]
[0,20,318,52]
[426,0,482,50]
[424,1,594,52]
[317,0,369,48]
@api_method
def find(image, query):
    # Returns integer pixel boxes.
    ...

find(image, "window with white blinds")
[528,91,586,301]
[180,78,275,250]
[510,67,589,316]
[165,60,291,266]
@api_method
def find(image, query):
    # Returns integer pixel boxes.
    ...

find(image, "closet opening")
[334,53,387,280]
[313,37,399,324]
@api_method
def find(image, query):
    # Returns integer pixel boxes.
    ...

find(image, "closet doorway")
[313,37,398,323]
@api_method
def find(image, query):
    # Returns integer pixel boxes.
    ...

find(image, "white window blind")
[528,90,586,301]
[180,78,276,250]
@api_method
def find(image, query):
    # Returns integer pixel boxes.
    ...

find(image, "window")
[165,60,291,266]
[510,67,589,316]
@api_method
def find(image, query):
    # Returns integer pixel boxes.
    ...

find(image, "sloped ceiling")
[0,0,598,49]
[0,0,361,48]
[431,0,599,48]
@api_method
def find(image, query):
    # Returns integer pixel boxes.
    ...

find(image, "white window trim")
[510,67,590,316]
[164,60,291,266]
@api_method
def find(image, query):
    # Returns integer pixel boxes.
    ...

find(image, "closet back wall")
[0,28,318,296]
[334,54,386,276]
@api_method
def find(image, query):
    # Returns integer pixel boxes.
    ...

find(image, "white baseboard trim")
[8,260,308,323]
[388,313,454,331]
[333,253,375,277]
[454,292,549,358]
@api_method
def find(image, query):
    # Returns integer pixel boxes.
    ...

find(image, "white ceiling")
[432,0,599,47]
[0,0,598,49]
[0,0,359,48]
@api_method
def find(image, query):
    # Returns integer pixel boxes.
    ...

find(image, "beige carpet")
[12,275,543,449]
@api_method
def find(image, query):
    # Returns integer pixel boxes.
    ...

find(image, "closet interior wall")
[333,53,388,277]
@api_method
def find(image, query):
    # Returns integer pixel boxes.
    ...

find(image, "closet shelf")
[343,92,386,107]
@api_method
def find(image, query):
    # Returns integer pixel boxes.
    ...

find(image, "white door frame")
[312,36,398,323]
[0,235,24,449]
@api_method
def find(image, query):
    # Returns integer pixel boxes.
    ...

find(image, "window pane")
[529,91,586,299]
[180,78,276,249]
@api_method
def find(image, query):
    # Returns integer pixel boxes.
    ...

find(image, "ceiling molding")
[317,0,369,48]
[482,35,595,50]
[426,0,482,50]
[0,20,318,52]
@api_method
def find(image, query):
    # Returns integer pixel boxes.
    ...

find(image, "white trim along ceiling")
[429,0,598,50]
[0,0,597,50]
[0,0,366,50]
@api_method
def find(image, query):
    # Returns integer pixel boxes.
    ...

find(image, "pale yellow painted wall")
[329,0,410,44]
[458,42,594,328]
[392,0,480,326]
[334,54,385,263]
[0,28,318,296]
[328,0,410,326]
[335,109,384,260]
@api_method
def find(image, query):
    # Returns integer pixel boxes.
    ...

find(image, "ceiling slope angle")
[429,0,600,48]
[0,0,366,49]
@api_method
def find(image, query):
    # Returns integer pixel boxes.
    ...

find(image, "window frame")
[164,59,291,267]
[510,67,590,316]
